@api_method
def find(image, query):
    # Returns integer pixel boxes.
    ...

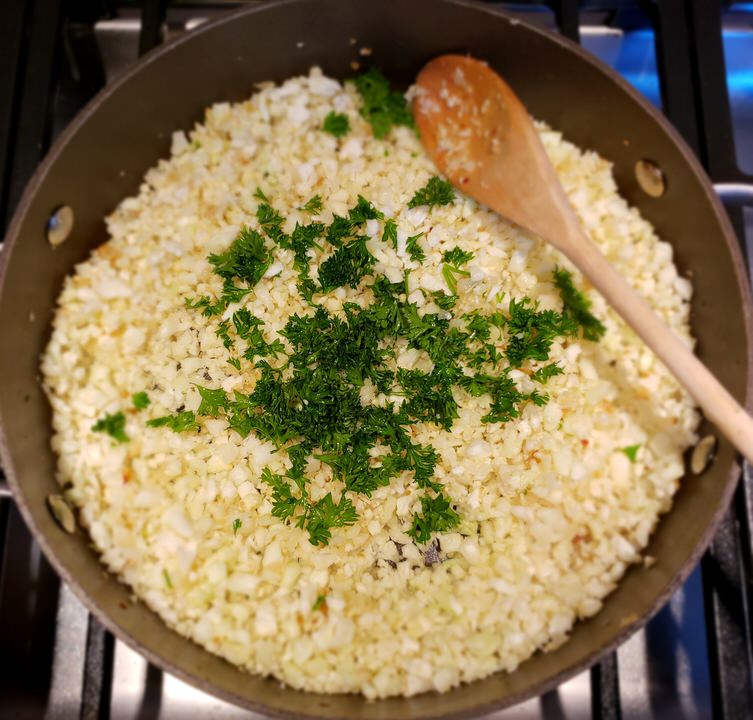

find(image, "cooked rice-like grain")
[42,68,698,698]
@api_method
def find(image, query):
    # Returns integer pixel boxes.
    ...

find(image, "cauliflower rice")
[42,68,698,698]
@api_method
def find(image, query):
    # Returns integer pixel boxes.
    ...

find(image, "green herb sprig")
[442,246,473,294]
[351,68,415,139]
[92,412,128,443]
[132,392,150,410]
[322,111,350,138]
[147,411,199,433]
[554,267,606,341]
[408,176,456,210]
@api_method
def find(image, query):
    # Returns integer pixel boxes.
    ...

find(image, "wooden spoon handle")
[565,233,753,465]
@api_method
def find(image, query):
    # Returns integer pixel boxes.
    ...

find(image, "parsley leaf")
[403,444,441,491]
[326,215,353,247]
[442,264,470,295]
[232,518,242,535]
[623,444,641,462]
[92,411,128,443]
[216,319,233,350]
[408,493,460,544]
[504,297,576,368]
[195,385,229,416]
[462,372,534,423]
[261,467,306,522]
[348,195,383,224]
[208,227,271,287]
[312,594,327,611]
[408,176,455,209]
[553,267,606,341]
[185,227,271,317]
[430,291,457,310]
[531,363,564,384]
[253,187,269,202]
[443,247,474,267]
[318,237,375,292]
[290,221,325,272]
[146,411,199,433]
[382,218,397,249]
[257,203,287,245]
[305,493,358,546]
[299,195,323,214]
[406,233,425,263]
[132,392,150,410]
[322,111,350,137]
[351,67,414,139]
[441,246,473,294]
[184,295,225,317]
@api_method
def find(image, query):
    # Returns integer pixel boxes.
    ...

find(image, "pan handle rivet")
[47,205,74,247]
[635,160,666,198]
[691,434,718,475]
[47,493,76,533]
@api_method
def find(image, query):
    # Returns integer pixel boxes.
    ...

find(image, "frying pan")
[1,0,751,717]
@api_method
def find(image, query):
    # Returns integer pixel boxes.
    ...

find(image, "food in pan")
[42,68,698,698]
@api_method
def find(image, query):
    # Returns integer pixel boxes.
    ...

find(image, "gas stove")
[1,2,752,719]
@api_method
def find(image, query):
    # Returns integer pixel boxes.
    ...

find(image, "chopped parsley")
[382,218,397,249]
[306,493,359,546]
[233,309,285,363]
[408,176,455,209]
[348,195,383,224]
[442,246,473,294]
[351,67,414,139]
[553,267,606,341]
[216,319,233,350]
[503,298,577,368]
[312,594,327,611]
[195,385,229,416]
[299,195,323,214]
[253,187,269,202]
[405,233,425,263]
[318,237,375,292]
[185,227,271,316]
[132,392,150,410]
[443,247,474,267]
[622,444,641,462]
[232,518,242,535]
[531,363,564,384]
[92,411,128,443]
[442,265,469,295]
[171,192,607,547]
[163,569,173,589]
[256,202,287,245]
[326,215,353,247]
[146,411,199,433]
[408,493,461,544]
[209,227,270,286]
[430,291,457,311]
[322,111,350,137]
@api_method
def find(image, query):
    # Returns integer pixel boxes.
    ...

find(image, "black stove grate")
[1,2,752,718]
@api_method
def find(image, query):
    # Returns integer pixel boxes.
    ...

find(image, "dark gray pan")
[0,0,751,717]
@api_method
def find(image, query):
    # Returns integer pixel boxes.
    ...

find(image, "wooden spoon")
[413,54,753,464]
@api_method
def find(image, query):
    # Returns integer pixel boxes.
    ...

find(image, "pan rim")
[1,0,751,717]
